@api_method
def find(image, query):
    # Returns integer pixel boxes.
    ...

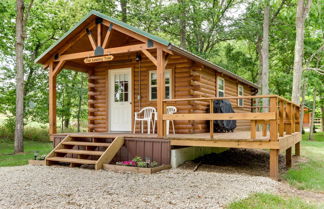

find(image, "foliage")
[227,193,319,209]
[0,0,322,134]
[0,139,51,167]
[116,156,159,168]
[283,132,324,191]
[0,122,49,141]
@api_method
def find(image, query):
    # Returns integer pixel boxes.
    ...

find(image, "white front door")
[109,68,132,132]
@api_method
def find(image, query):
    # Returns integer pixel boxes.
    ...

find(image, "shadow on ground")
[179,149,302,178]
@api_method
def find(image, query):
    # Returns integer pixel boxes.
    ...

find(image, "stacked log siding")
[89,52,257,134]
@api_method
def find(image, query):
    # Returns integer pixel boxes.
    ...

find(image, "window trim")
[237,84,244,107]
[217,77,225,97]
[149,69,172,101]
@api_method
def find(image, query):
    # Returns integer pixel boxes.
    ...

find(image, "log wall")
[190,66,256,132]
[88,52,257,134]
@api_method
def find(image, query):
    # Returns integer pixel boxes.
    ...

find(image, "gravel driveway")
[0,166,279,209]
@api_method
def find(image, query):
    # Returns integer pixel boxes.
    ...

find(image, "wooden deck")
[53,130,301,151]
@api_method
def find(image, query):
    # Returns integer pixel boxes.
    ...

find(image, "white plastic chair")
[134,107,156,134]
[166,106,177,135]
[152,106,177,135]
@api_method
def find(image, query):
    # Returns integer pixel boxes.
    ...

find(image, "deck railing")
[162,95,300,140]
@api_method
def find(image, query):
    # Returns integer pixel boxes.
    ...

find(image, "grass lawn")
[0,140,52,167]
[283,132,324,191]
[227,193,319,209]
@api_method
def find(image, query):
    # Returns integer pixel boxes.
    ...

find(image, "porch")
[50,94,301,180]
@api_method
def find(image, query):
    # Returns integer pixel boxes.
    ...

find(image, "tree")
[177,0,187,49]
[14,0,33,153]
[291,0,312,104]
[261,1,270,111]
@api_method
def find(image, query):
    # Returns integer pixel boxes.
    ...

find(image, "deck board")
[53,131,301,151]
[54,131,269,141]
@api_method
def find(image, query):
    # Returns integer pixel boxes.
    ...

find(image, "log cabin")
[36,10,301,180]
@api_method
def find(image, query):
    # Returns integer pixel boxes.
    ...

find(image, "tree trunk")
[177,0,187,49]
[14,0,25,153]
[308,89,316,140]
[299,82,306,132]
[292,0,312,104]
[261,3,270,112]
[120,0,127,23]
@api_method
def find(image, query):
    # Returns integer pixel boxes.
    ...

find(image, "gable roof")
[35,10,258,89]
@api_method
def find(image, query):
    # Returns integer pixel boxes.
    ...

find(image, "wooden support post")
[210,100,214,139]
[250,120,256,140]
[295,142,300,156]
[269,97,278,141]
[48,62,57,135]
[279,101,285,137]
[156,48,165,137]
[286,147,292,168]
[269,149,279,180]
[262,121,267,137]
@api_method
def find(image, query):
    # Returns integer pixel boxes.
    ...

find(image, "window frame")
[237,84,244,107]
[217,77,225,97]
[149,69,172,101]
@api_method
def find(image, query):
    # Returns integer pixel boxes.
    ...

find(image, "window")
[238,85,244,107]
[149,70,172,100]
[217,77,225,97]
[114,73,129,102]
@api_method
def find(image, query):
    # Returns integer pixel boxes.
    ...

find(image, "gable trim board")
[35,10,259,91]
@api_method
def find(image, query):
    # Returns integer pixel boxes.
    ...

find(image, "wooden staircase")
[45,135,124,170]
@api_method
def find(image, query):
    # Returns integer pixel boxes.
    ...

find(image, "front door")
[109,68,132,132]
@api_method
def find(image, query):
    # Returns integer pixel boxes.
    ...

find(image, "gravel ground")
[0,165,279,209]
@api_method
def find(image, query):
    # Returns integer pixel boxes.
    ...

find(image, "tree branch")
[303,0,312,20]
[271,0,287,22]
[23,0,34,26]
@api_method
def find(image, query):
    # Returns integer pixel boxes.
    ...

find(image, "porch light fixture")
[135,53,142,62]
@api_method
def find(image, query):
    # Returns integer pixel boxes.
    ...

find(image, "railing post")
[295,106,300,132]
[269,97,278,141]
[250,120,256,140]
[262,121,267,137]
[269,96,279,180]
[291,105,296,133]
[209,99,214,139]
[286,103,292,134]
[163,102,167,136]
[279,100,285,137]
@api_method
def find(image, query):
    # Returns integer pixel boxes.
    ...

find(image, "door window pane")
[114,73,129,102]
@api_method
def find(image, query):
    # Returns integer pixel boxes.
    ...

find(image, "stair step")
[63,141,111,147]
[46,157,97,164]
[55,149,104,156]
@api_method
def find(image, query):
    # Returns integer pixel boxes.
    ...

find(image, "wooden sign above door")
[84,55,114,63]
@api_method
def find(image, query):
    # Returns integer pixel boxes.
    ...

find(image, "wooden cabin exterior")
[36,11,301,180]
